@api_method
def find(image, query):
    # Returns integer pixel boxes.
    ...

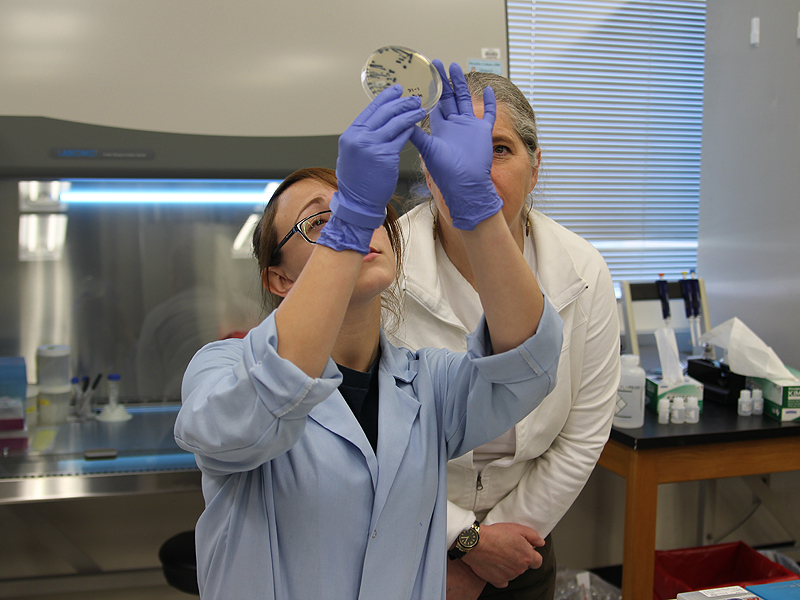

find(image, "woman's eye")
[306,217,326,231]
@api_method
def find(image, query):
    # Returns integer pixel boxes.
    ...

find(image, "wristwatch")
[447,520,481,560]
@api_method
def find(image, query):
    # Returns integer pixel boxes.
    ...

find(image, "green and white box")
[645,375,704,413]
[748,366,800,422]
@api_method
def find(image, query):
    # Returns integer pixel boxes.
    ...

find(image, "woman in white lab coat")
[388,70,621,600]
[174,63,563,600]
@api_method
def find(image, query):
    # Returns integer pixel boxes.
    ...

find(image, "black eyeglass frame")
[269,210,332,265]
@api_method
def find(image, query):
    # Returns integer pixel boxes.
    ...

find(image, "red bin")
[653,541,799,600]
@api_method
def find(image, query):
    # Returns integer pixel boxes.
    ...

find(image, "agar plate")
[361,46,442,113]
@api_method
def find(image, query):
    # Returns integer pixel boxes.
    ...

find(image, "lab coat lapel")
[308,391,379,487]
[372,340,420,518]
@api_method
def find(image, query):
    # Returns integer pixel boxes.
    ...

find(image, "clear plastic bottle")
[107,373,121,408]
[685,396,700,423]
[751,389,764,415]
[670,396,686,424]
[614,354,646,429]
[738,389,753,416]
[657,397,671,424]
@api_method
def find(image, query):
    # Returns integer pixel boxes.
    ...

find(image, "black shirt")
[336,349,380,454]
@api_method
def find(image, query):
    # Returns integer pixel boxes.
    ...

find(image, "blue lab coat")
[174,299,562,600]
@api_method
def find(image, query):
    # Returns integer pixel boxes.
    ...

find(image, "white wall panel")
[0,0,507,136]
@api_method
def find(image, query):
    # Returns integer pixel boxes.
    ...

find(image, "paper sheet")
[698,317,798,381]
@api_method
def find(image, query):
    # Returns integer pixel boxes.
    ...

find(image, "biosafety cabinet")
[0,0,508,396]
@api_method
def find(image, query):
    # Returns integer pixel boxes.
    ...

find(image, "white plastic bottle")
[752,389,764,415]
[685,396,700,423]
[657,397,671,424]
[738,389,753,416]
[671,396,686,424]
[614,354,646,429]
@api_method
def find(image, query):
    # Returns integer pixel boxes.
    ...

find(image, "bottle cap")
[658,398,670,410]
[621,354,640,366]
[672,396,685,408]
[687,396,699,407]
[739,389,751,400]
[108,373,121,381]
[751,389,762,400]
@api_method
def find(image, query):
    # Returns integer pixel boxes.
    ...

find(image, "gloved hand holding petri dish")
[361,46,442,113]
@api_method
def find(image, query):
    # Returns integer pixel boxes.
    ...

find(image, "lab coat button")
[371,530,377,539]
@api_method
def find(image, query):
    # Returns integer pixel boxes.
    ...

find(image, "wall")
[553,0,800,573]
[698,0,800,366]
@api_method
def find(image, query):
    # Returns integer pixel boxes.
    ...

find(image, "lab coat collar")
[307,331,420,510]
[400,204,587,317]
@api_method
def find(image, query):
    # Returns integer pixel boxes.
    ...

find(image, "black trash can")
[159,530,199,596]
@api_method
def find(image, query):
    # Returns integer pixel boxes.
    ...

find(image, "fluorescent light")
[61,190,270,204]
[232,214,261,259]
[53,178,282,205]
[19,214,68,261]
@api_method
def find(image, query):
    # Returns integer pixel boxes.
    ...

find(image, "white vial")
[614,354,646,429]
[738,389,753,416]
[671,396,686,424]
[751,389,763,415]
[657,397,671,424]
[685,396,700,423]
[107,373,121,408]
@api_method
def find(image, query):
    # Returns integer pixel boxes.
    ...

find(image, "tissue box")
[748,366,800,422]
[646,374,704,413]
[763,402,800,422]
[747,366,800,408]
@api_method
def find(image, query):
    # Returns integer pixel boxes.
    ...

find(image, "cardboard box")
[646,374,704,413]
[678,585,763,600]
[0,357,27,431]
[678,587,763,599]
[747,366,800,422]
[764,401,800,422]
[747,579,800,599]
[748,367,800,408]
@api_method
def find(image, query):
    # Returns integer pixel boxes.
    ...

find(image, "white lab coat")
[389,204,620,543]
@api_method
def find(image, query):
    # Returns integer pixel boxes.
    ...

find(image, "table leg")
[620,451,659,600]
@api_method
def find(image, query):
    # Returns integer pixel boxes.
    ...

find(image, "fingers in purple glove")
[361,96,425,139]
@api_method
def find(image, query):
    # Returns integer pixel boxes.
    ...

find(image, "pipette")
[679,272,698,348]
[655,274,671,328]
[689,270,702,345]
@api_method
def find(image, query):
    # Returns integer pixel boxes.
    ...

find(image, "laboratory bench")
[0,405,201,598]
[0,404,200,504]
[598,400,800,600]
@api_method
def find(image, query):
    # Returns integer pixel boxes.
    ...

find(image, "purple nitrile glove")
[317,85,425,254]
[409,61,503,230]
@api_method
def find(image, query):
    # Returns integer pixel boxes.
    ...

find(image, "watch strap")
[448,520,480,561]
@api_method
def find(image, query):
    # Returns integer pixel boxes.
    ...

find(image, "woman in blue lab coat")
[174,63,563,600]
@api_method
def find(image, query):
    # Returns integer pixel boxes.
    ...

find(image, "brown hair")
[252,167,405,325]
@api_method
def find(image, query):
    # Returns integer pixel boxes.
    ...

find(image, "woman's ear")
[264,267,295,299]
[530,148,542,191]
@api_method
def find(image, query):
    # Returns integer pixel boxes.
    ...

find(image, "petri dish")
[361,46,442,113]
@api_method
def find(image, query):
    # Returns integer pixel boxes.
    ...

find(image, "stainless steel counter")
[0,405,200,504]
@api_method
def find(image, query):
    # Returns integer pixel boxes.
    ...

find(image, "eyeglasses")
[270,210,332,265]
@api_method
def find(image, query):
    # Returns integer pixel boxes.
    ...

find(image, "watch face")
[458,527,479,550]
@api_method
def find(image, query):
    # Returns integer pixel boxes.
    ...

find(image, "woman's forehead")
[275,179,335,223]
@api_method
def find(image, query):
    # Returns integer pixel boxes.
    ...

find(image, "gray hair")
[421,71,540,169]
